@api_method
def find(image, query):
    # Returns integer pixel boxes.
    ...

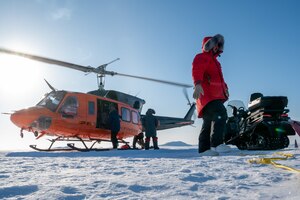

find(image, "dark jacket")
[108,109,120,132]
[142,111,158,137]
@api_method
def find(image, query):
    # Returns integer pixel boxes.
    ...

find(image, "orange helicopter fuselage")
[10,91,142,140]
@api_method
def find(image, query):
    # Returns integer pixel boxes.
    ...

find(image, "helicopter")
[0,48,195,151]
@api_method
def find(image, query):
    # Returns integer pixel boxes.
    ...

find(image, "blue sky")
[0,0,299,150]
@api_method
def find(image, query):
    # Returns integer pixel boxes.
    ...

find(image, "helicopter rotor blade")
[0,47,94,73]
[183,88,192,106]
[0,47,192,88]
[112,72,193,88]
[183,88,197,120]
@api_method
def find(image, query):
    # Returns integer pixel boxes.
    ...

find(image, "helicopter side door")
[119,106,141,138]
[56,93,82,135]
[59,95,79,118]
[96,98,118,130]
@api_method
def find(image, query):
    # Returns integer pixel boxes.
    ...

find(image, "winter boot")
[153,137,159,150]
[145,137,150,150]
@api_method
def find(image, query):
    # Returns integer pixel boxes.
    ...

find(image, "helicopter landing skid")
[29,136,75,151]
[67,143,111,152]
[67,138,131,152]
[29,144,75,152]
[29,136,131,152]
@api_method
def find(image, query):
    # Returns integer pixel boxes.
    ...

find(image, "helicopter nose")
[11,110,31,128]
[10,108,52,130]
[10,109,39,129]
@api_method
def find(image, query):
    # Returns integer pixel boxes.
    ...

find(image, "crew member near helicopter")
[192,34,230,156]
[132,132,145,149]
[142,108,159,150]
[108,104,120,149]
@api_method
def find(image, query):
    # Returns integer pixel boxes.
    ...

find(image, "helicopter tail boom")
[144,104,195,131]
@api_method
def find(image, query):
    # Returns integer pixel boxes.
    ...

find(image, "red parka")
[192,38,229,118]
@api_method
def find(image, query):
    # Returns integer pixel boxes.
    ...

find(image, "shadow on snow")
[4,146,296,159]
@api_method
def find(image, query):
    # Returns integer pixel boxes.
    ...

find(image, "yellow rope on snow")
[274,152,295,158]
[248,152,300,173]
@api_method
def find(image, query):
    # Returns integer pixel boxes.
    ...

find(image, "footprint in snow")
[61,186,78,194]
[0,185,38,199]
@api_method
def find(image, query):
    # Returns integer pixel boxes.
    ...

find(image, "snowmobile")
[225,93,295,150]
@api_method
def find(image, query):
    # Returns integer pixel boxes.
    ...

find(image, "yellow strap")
[248,157,287,164]
[248,152,300,173]
[274,152,295,158]
[270,160,300,173]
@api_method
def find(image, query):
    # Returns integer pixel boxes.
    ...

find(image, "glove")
[193,84,204,100]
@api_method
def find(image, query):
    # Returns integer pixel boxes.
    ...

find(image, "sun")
[0,53,42,96]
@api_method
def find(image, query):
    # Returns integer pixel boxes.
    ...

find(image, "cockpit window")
[59,96,79,118]
[37,91,66,112]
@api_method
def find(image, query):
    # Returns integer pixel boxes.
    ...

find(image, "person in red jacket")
[192,34,230,156]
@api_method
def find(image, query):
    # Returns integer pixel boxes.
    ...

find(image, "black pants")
[111,131,119,149]
[199,100,227,153]
[145,136,159,150]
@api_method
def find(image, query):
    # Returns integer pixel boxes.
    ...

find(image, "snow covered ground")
[0,144,300,200]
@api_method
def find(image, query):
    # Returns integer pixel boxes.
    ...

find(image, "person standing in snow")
[108,104,120,149]
[142,108,159,150]
[192,34,230,156]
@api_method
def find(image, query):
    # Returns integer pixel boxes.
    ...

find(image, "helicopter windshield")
[226,100,246,118]
[37,91,66,112]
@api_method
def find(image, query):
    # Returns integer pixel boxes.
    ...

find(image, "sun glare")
[0,54,42,96]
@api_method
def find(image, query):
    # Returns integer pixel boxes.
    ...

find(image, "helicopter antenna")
[44,79,57,91]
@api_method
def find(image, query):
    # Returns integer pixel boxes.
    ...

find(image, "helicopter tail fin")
[184,103,196,121]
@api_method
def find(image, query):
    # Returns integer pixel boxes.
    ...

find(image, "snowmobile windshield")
[37,91,66,112]
[226,100,246,118]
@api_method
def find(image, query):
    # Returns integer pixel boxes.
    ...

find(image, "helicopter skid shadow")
[5,147,199,159]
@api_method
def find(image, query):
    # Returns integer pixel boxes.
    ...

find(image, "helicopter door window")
[88,101,95,115]
[121,107,131,122]
[133,101,140,109]
[132,111,139,124]
[59,96,78,118]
